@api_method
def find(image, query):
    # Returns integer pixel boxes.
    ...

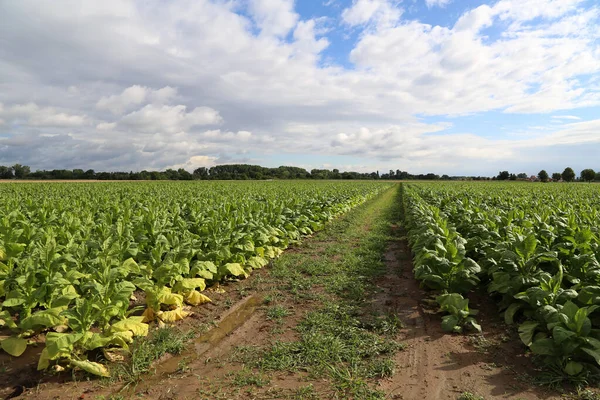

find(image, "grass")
[112,326,193,386]
[229,184,405,399]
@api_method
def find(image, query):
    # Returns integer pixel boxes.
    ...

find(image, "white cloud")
[551,115,581,120]
[0,102,86,127]
[0,0,599,174]
[425,0,451,8]
[96,85,178,115]
[247,0,298,37]
[96,122,117,130]
[342,0,402,28]
[119,104,222,134]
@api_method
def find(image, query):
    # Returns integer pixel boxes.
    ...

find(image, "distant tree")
[562,167,576,182]
[0,166,13,179]
[581,169,596,182]
[12,164,30,179]
[441,174,451,180]
[538,170,549,182]
[497,171,510,180]
[596,172,600,182]
[193,167,209,180]
[517,173,528,179]
[177,168,193,180]
[509,173,517,181]
[552,172,562,181]
[72,169,85,179]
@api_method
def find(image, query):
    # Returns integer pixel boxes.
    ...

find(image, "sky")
[0,0,599,177]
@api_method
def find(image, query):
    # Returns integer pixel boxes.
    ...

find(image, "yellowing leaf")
[185,290,212,306]
[220,263,248,278]
[142,307,156,323]
[158,308,190,323]
[247,256,268,270]
[175,278,206,292]
[110,316,149,337]
[1,336,27,357]
[0,248,6,261]
[156,287,184,307]
[70,359,111,377]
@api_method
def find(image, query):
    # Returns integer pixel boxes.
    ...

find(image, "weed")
[266,304,291,320]
[458,392,485,400]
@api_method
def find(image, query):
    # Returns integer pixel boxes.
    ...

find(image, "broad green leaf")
[19,308,65,331]
[1,336,28,357]
[518,321,539,346]
[529,338,556,356]
[504,303,522,325]
[45,332,83,360]
[564,361,583,376]
[441,315,459,332]
[582,347,600,365]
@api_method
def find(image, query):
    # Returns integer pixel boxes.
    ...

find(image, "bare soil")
[376,228,559,400]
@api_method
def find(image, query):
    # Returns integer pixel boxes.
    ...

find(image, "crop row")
[402,182,600,379]
[0,181,391,375]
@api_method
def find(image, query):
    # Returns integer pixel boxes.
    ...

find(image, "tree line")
[0,164,442,181]
[496,167,600,183]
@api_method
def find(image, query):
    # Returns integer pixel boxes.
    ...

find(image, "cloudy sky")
[1,0,599,176]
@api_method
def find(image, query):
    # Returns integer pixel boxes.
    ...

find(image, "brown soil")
[376,228,559,400]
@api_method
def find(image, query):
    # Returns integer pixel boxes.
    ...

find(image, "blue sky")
[0,0,599,176]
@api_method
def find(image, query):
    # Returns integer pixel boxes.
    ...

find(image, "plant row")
[402,182,600,379]
[0,181,391,376]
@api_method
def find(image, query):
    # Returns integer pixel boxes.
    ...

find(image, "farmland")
[3,180,600,399]
[403,181,600,381]
[0,181,389,378]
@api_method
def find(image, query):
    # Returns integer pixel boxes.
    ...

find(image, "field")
[403,182,600,382]
[2,181,600,399]
[0,182,388,379]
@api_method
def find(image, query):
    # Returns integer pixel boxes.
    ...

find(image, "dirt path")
[376,229,559,400]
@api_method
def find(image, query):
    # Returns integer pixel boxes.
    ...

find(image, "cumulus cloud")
[0,0,599,174]
[119,104,222,133]
[96,85,178,115]
[0,102,86,127]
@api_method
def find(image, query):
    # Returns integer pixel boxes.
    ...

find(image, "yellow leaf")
[70,359,111,377]
[110,316,149,337]
[185,290,212,306]
[141,307,156,323]
[157,308,190,323]
[0,248,6,261]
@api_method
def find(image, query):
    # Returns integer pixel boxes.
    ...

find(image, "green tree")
[12,164,30,179]
[581,169,596,182]
[497,171,510,180]
[552,172,562,181]
[538,170,549,182]
[562,167,576,182]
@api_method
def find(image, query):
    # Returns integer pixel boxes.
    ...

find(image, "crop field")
[403,181,600,381]
[0,181,390,377]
